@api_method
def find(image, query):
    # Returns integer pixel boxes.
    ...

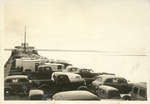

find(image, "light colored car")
[92,75,131,94]
[51,72,87,91]
[52,90,100,100]
[4,75,32,96]
[29,89,44,100]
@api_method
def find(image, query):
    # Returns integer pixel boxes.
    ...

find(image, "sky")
[1,0,150,82]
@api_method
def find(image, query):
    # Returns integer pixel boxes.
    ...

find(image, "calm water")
[3,51,149,82]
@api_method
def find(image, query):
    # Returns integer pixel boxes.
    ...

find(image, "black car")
[129,82,147,100]
[50,72,87,91]
[92,75,131,94]
[4,75,32,96]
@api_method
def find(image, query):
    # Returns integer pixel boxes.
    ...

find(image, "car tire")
[122,96,131,100]
[97,89,101,97]
[77,86,88,91]
[38,84,50,93]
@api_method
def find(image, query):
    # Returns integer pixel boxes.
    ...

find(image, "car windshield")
[5,79,12,83]
[6,78,28,83]
[105,78,127,84]
[117,78,127,83]
[38,67,52,72]
[6,79,19,83]
[19,78,28,82]
[68,75,81,79]
[68,68,79,72]
[81,69,94,73]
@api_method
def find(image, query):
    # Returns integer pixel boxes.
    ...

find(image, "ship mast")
[24,25,27,53]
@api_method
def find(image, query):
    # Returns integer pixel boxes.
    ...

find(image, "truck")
[15,58,41,72]
[30,72,87,96]
[24,63,66,89]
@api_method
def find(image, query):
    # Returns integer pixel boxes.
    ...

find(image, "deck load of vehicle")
[4,75,32,96]
[92,75,131,94]
[52,90,100,100]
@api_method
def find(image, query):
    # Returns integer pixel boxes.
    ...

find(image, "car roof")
[132,82,147,88]
[66,66,79,69]
[52,72,81,77]
[80,68,93,71]
[5,75,28,80]
[97,75,125,80]
[39,63,64,67]
[52,91,99,100]
[29,89,44,96]
[98,85,119,91]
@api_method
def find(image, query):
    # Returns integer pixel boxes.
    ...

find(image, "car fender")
[121,94,131,100]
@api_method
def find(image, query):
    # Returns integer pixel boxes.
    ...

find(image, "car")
[29,89,44,100]
[33,72,88,95]
[96,85,132,101]
[129,82,147,100]
[27,63,65,90]
[91,75,131,94]
[50,72,87,92]
[65,67,99,85]
[65,66,97,78]
[4,75,32,96]
[51,90,100,100]
[97,85,121,99]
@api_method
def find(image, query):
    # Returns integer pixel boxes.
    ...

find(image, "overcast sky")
[3,0,150,51]
[1,0,150,82]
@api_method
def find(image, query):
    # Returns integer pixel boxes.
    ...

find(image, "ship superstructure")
[4,27,49,77]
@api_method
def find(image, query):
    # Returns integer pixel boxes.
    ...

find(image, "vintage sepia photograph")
[1,0,150,102]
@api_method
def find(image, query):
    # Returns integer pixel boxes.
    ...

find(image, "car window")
[56,75,69,83]
[5,79,12,83]
[19,78,28,83]
[38,67,52,72]
[68,75,81,79]
[69,68,78,72]
[38,67,44,72]
[139,89,146,98]
[118,78,127,83]
[57,65,62,69]
[89,69,94,73]
[105,78,127,84]
[45,67,52,71]
[133,87,138,94]
[105,78,113,83]
[81,69,87,73]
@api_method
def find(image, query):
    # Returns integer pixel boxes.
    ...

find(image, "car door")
[97,88,106,99]
[18,78,30,92]
[104,78,114,87]
[130,86,139,100]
